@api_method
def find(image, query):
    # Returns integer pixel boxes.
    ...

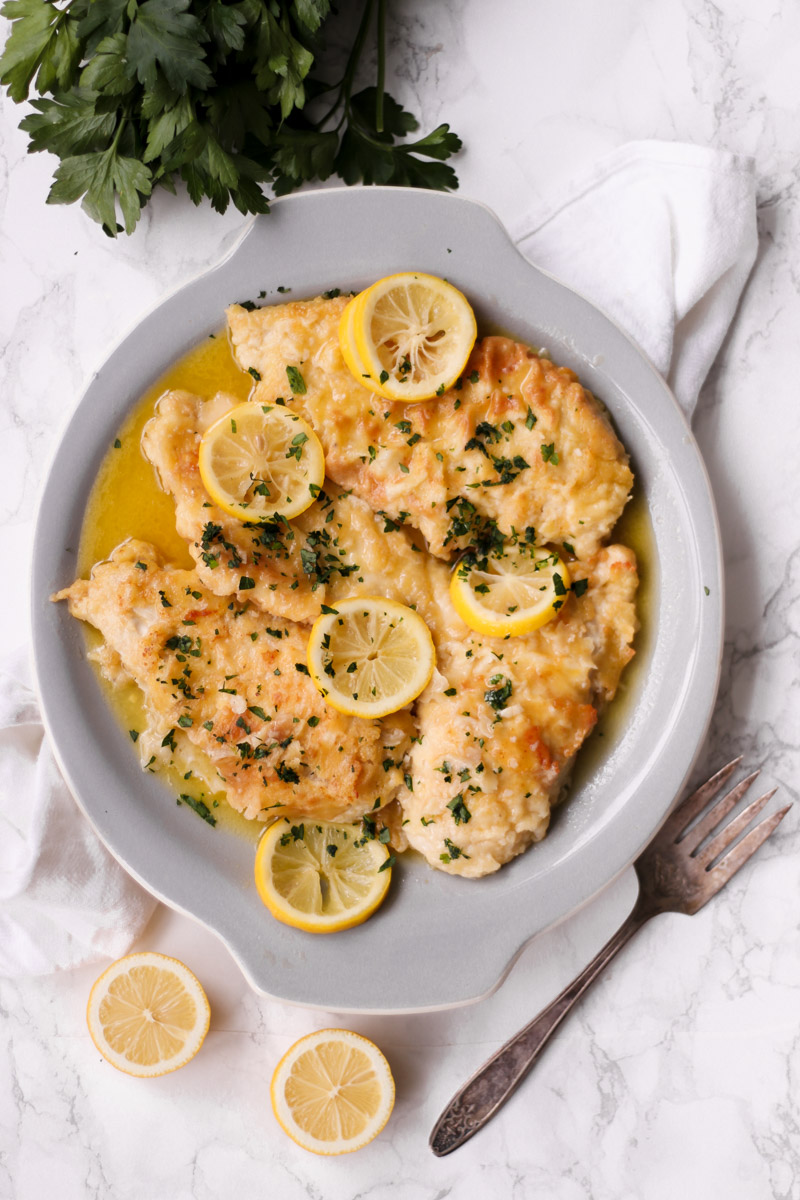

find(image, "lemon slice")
[198,402,324,521]
[271,1028,395,1154]
[306,595,435,718]
[254,819,392,933]
[450,544,571,637]
[86,952,210,1078]
[346,272,477,402]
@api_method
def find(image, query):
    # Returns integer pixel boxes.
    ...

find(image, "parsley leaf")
[1,0,462,234]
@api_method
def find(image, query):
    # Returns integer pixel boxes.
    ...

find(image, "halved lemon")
[343,272,477,402]
[198,402,324,521]
[306,595,435,718]
[86,952,210,1077]
[450,544,571,637]
[254,819,392,933]
[271,1028,395,1155]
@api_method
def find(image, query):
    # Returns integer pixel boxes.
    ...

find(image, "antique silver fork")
[430,757,790,1156]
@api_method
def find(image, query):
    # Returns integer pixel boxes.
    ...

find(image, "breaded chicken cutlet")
[227,296,633,561]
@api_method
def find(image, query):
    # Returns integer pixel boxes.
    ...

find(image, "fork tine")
[694,788,778,869]
[705,805,791,894]
[661,756,743,842]
[679,769,761,852]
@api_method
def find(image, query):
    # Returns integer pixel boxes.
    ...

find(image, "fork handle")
[429,905,649,1156]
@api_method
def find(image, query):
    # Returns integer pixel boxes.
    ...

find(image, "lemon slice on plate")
[271,1028,395,1154]
[198,402,324,521]
[86,952,210,1077]
[254,819,392,933]
[306,595,435,718]
[342,272,477,402]
[450,544,571,637]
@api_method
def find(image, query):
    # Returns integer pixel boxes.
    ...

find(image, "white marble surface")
[2,1,800,1196]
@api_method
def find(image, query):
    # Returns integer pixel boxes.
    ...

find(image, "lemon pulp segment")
[254,819,392,933]
[198,402,324,521]
[306,595,435,718]
[271,1028,395,1154]
[450,544,572,637]
[86,952,210,1077]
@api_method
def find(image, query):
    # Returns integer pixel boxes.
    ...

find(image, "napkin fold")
[507,140,757,417]
[0,649,157,976]
[0,140,757,979]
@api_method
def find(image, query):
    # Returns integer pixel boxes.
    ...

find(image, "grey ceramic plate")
[32,187,723,1013]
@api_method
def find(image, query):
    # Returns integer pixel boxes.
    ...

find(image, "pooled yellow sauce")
[77,327,654,841]
[79,331,258,839]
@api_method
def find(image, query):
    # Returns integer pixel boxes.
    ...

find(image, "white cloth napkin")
[507,140,757,416]
[0,649,157,976]
[0,140,757,979]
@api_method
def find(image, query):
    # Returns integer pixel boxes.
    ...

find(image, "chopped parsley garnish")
[199,522,243,570]
[447,794,472,824]
[177,794,216,827]
[158,590,172,608]
[484,675,513,710]
[440,837,470,863]
[572,578,589,598]
[525,407,537,430]
[540,442,560,465]
[286,366,307,394]
[378,855,396,872]
[248,366,261,381]
[128,729,139,743]
[177,715,193,727]
[307,715,320,727]
[286,431,308,461]
[248,706,268,721]
[275,762,300,784]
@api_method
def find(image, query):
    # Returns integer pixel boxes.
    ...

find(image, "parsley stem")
[375,0,386,132]
[342,0,375,109]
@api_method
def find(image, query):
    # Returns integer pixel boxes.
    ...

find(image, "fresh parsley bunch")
[0,0,462,235]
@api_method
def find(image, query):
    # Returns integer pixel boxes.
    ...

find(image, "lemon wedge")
[86,952,210,1077]
[306,595,435,718]
[342,272,477,402]
[198,402,324,521]
[450,544,571,637]
[254,819,392,933]
[271,1028,395,1154]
